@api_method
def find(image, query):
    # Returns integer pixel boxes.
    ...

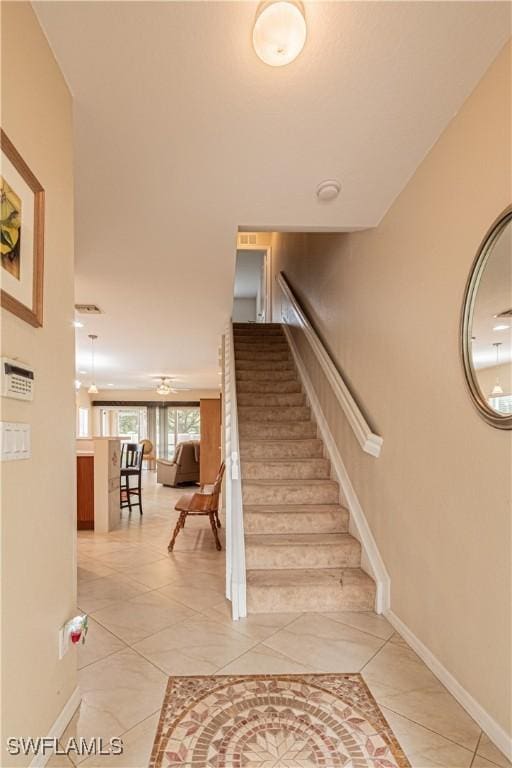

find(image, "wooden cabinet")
[77,454,94,530]
[200,398,221,485]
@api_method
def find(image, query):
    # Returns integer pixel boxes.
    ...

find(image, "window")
[116,407,148,443]
[166,406,200,459]
[78,407,89,437]
[488,395,512,415]
[98,406,148,442]
[118,409,140,441]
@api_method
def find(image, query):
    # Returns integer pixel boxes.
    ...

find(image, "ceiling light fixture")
[490,342,504,397]
[316,179,341,202]
[87,334,99,394]
[253,1,306,67]
[73,320,84,328]
[493,324,510,332]
[156,377,173,396]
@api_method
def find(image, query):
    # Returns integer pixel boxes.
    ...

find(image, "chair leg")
[168,512,186,551]
[209,512,222,551]
[138,473,143,515]
[215,511,221,528]
[126,476,132,512]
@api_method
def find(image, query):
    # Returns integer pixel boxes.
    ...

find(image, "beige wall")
[0,4,76,765]
[271,43,511,734]
[233,298,257,323]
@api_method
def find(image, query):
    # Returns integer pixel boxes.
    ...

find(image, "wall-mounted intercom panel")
[1,357,35,401]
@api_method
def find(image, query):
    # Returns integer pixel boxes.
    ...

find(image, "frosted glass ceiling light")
[253,1,306,67]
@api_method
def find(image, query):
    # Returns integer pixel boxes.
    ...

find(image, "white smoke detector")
[316,180,341,202]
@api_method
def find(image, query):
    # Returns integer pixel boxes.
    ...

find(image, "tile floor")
[49,473,509,768]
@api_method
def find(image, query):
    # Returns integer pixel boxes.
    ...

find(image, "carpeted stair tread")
[238,405,311,423]
[246,567,376,613]
[236,369,299,381]
[239,421,317,439]
[245,533,361,569]
[235,359,295,371]
[237,380,302,393]
[240,437,322,458]
[242,457,330,480]
[237,392,306,407]
[242,478,339,505]
[244,505,349,535]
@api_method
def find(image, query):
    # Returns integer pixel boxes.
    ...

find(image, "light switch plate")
[0,422,31,461]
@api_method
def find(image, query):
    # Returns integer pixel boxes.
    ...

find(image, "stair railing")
[277,272,383,458]
[223,320,247,619]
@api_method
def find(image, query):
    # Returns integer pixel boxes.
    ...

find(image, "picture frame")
[1,129,45,327]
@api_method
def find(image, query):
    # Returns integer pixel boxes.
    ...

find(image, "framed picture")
[1,129,44,327]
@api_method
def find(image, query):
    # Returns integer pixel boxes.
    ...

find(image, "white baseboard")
[385,609,512,761]
[283,326,390,614]
[30,687,81,768]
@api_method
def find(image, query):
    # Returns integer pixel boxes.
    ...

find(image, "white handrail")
[277,272,383,458]
[223,321,247,619]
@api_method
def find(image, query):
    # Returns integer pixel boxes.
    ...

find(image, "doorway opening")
[232,247,272,323]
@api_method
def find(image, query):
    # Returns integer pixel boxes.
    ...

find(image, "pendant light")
[87,334,99,394]
[490,342,504,396]
[253,1,306,67]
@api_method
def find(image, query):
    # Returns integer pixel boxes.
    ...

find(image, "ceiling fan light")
[491,383,504,396]
[88,383,98,394]
[253,1,306,67]
[156,376,173,395]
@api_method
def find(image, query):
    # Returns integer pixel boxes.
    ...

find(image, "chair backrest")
[175,441,200,470]
[140,439,153,456]
[124,442,139,468]
[194,462,224,513]
[209,462,225,510]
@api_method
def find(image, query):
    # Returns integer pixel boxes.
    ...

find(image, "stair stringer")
[282,325,390,614]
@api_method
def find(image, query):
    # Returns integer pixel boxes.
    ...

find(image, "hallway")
[49,474,506,768]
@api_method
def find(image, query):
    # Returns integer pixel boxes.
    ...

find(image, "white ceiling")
[234,250,265,299]
[34,1,510,389]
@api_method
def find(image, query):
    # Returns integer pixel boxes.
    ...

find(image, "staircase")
[234,322,376,614]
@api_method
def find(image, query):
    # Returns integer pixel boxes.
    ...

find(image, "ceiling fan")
[154,376,190,395]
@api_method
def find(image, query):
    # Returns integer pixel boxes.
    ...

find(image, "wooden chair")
[120,443,144,514]
[168,463,225,552]
[140,438,156,470]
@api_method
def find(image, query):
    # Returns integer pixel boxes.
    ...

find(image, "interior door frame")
[237,244,273,323]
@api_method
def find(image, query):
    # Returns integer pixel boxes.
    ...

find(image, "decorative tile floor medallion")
[150,673,411,767]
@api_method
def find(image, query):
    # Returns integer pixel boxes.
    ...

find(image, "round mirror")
[461,206,512,428]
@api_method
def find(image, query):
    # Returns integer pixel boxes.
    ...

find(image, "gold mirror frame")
[461,205,512,429]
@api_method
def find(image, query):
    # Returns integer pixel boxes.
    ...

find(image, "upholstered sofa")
[157,440,200,486]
